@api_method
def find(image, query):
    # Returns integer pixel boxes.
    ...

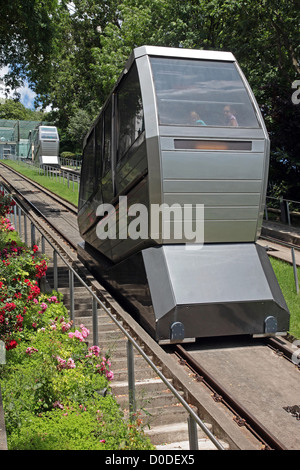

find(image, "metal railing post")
[13,203,17,229]
[291,248,299,294]
[53,250,58,291]
[18,205,22,235]
[41,235,45,254]
[92,296,98,346]
[188,415,199,450]
[24,213,28,245]
[287,201,291,226]
[30,222,35,247]
[264,204,268,221]
[127,340,136,419]
[69,270,75,321]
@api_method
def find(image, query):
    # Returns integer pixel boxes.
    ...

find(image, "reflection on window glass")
[41,134,57,139]
[95,117,103,180]
[103,102,112,175]
[117,63,144,161]
[150,58,260,128]
[80,130,95,203]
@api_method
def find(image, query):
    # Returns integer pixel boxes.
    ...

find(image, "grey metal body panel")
[79,46,270,258]
[78,241,290,342]
[77,46,289,342]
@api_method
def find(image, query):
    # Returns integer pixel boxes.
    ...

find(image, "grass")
[270,257,300,339]
[1,160,79,207]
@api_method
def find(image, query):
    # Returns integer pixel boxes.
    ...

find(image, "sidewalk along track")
[1,163,299,450]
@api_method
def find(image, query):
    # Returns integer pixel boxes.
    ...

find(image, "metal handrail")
[1,182,225,450]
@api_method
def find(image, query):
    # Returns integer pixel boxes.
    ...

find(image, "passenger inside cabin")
[223,106,238,127]
[189,111,206,126]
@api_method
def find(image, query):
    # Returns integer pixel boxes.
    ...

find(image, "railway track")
[1,162,300,450]
[171,337,300,450]
[0,162,80,252]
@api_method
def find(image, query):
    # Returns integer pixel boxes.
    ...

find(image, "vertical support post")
[188,415,199,450]
[30,222,35,247]
[13,203,17,229]
[127,340,136,419]
[286,201,291,226]
[53,250,58,291]
[69,270,75,322]
[18,205,22,235]
[291,248,299,294]
[92,297,98,346]
[41,235,45,254]
[24,213,28,245]
[264,204,268,221]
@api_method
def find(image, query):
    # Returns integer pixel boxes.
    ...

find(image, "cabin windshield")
[150,57,260,128]
[41,133,57,139]
[40,127,58,139]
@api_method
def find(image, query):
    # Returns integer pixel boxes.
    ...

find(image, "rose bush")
[0,240,49,350]
[0,190,49,350]
[0,190,15,218]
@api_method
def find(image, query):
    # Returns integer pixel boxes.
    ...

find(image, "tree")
[0,99,47,121]
[1,0,299,198]
[0,0,60,93]
[66,108,93,151]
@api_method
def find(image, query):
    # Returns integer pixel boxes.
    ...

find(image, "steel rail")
[0,173,78,252]
[0,162,77,215]
[260,234,300,252]
[266,336,300,366]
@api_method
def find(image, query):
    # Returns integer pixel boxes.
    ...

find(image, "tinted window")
[117,63,144,161]
[150,58,260,128]
[79,130,95,205]
[102,101,112,175]
[41,133,57,139]
[95,117,103,181]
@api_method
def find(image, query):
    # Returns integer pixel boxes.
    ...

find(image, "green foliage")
[0,199,154,450]
[2,160,79,206]
[0,0,60,94]
[66,108,93,150]
[60,151,76,159]
[1,0,299,195]
[1,307,154,450]
[270,258,300,339]
[7,397,153,450]
[0,100,30,120]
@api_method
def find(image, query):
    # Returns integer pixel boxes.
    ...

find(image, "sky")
[0,66,37,110]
